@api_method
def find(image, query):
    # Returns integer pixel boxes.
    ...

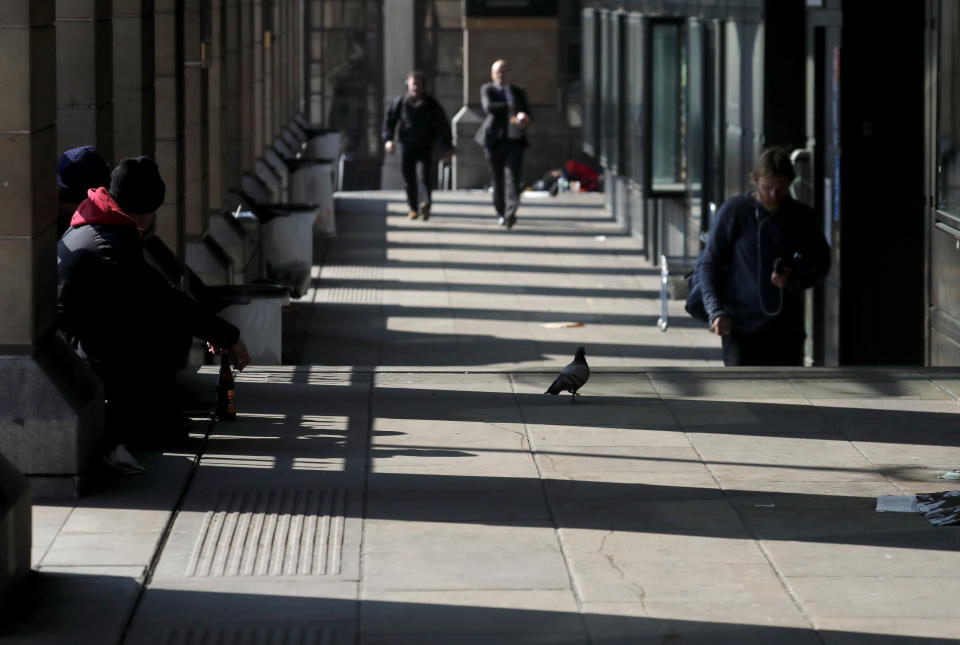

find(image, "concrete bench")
[0,451,30,611]
[0,335,104,499]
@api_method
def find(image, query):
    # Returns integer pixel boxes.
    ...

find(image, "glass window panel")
[424,0,462,28]
[651,21,685,189]
[582,9,597,154]
[600,10,614,165]
[416,0,463,126]
[566,0,582,28]
[686,20,704,197]
[626,14,644,184]
[324,0,367,28]
[939,1,960,216]
[567,32,582,77]
[322,25,382,156]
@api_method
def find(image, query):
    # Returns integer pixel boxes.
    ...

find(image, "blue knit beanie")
[57,146,110,203]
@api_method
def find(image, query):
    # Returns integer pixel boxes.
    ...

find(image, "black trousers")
[401,144,433,211]
[721,329,806,367]
[485,139,524,219]
[89,330,191,448]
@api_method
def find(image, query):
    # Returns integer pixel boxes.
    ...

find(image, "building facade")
[584,0,959,367]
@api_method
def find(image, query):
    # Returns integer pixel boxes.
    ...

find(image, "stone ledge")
[0,450,30,612]
[0,336,104,499]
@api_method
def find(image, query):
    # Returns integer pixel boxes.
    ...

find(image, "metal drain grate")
[163,625,336,644]
[315,287,380,303]
[322,265,383,280]
[186,489,346,576]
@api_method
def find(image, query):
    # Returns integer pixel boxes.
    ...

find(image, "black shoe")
[419,202,431,221]
[505,215,517,229]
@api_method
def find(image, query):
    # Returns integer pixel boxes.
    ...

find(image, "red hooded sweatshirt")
[70,187,139,230]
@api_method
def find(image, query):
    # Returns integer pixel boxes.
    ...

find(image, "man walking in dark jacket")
[698,148,830,366]
[58,156,250,469]
[382,70,453,221]
[474,59,531,229]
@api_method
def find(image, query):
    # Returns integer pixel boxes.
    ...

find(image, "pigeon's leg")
[569,390,580,402]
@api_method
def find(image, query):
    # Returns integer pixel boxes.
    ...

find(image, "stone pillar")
[291,0,302,116]
[262,1,273,149]
[0,1,103,500]
[272,0,284,132]
[453,15,558,189]
[286,0,295,124]
[113,0,156,161]
[274,0,286,126]
[380,0,414,190]
[252,0,264,158]
[0,452,30,609]
[183,0,209,237]
[282,0,293,122]
[240,0,254,170]
[304,0,319,123]
[56,0,114,161]
[1,3,58,352]
[224,0,241,192]
[155,0,185,255]
[208,0,225,209]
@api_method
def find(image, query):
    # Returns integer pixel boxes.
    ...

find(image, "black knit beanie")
[109,156,166,215]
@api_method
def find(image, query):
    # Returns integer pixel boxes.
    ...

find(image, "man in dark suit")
[474,59,531,229]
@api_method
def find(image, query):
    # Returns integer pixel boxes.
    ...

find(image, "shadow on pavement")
[21,583,951,644]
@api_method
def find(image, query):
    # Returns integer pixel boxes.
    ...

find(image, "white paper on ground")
[875,495,919,512]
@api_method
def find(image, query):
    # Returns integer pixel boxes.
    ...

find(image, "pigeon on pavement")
[545,347,590,401]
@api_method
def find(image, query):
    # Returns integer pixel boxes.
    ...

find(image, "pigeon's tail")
[545,378,563,396]
[546,373,584,396]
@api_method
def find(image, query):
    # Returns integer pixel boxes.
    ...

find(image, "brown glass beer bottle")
[216,353,237,421]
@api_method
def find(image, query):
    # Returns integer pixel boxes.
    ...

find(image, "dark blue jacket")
[699,194,830,333]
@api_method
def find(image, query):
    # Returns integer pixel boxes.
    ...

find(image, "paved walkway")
[11,191,960,644]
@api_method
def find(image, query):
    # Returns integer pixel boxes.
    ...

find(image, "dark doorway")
[839,1,926,364]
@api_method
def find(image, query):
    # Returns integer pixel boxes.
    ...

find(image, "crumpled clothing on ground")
[916,490,960,526]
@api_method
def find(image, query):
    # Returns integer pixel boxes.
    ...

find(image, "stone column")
[285,0,295,124]
[223,0,241,192]
[155,0,185,255]
[305,0,319,123]
[0,1,103,499]
[282,0,293,123]
[208,0,225,209]
[1,3,58,351]
[291,0,302,116]
[272,0,284,133]
[252,0,264,158]
[184,0,209,237]
[274,0,285,127]
[113,0,156,161]
[56,0,114,160]
[262,0,273,149]
[240,0,254,170]
[380,0,414,190]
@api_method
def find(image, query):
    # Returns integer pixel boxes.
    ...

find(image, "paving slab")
[359,590,585,640]
[3,568,143,645]
[582,600,821,645]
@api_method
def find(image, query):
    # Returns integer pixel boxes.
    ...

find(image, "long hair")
[751,147,796,186]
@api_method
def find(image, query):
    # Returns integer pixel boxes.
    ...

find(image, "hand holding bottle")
[206,340,250,371]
